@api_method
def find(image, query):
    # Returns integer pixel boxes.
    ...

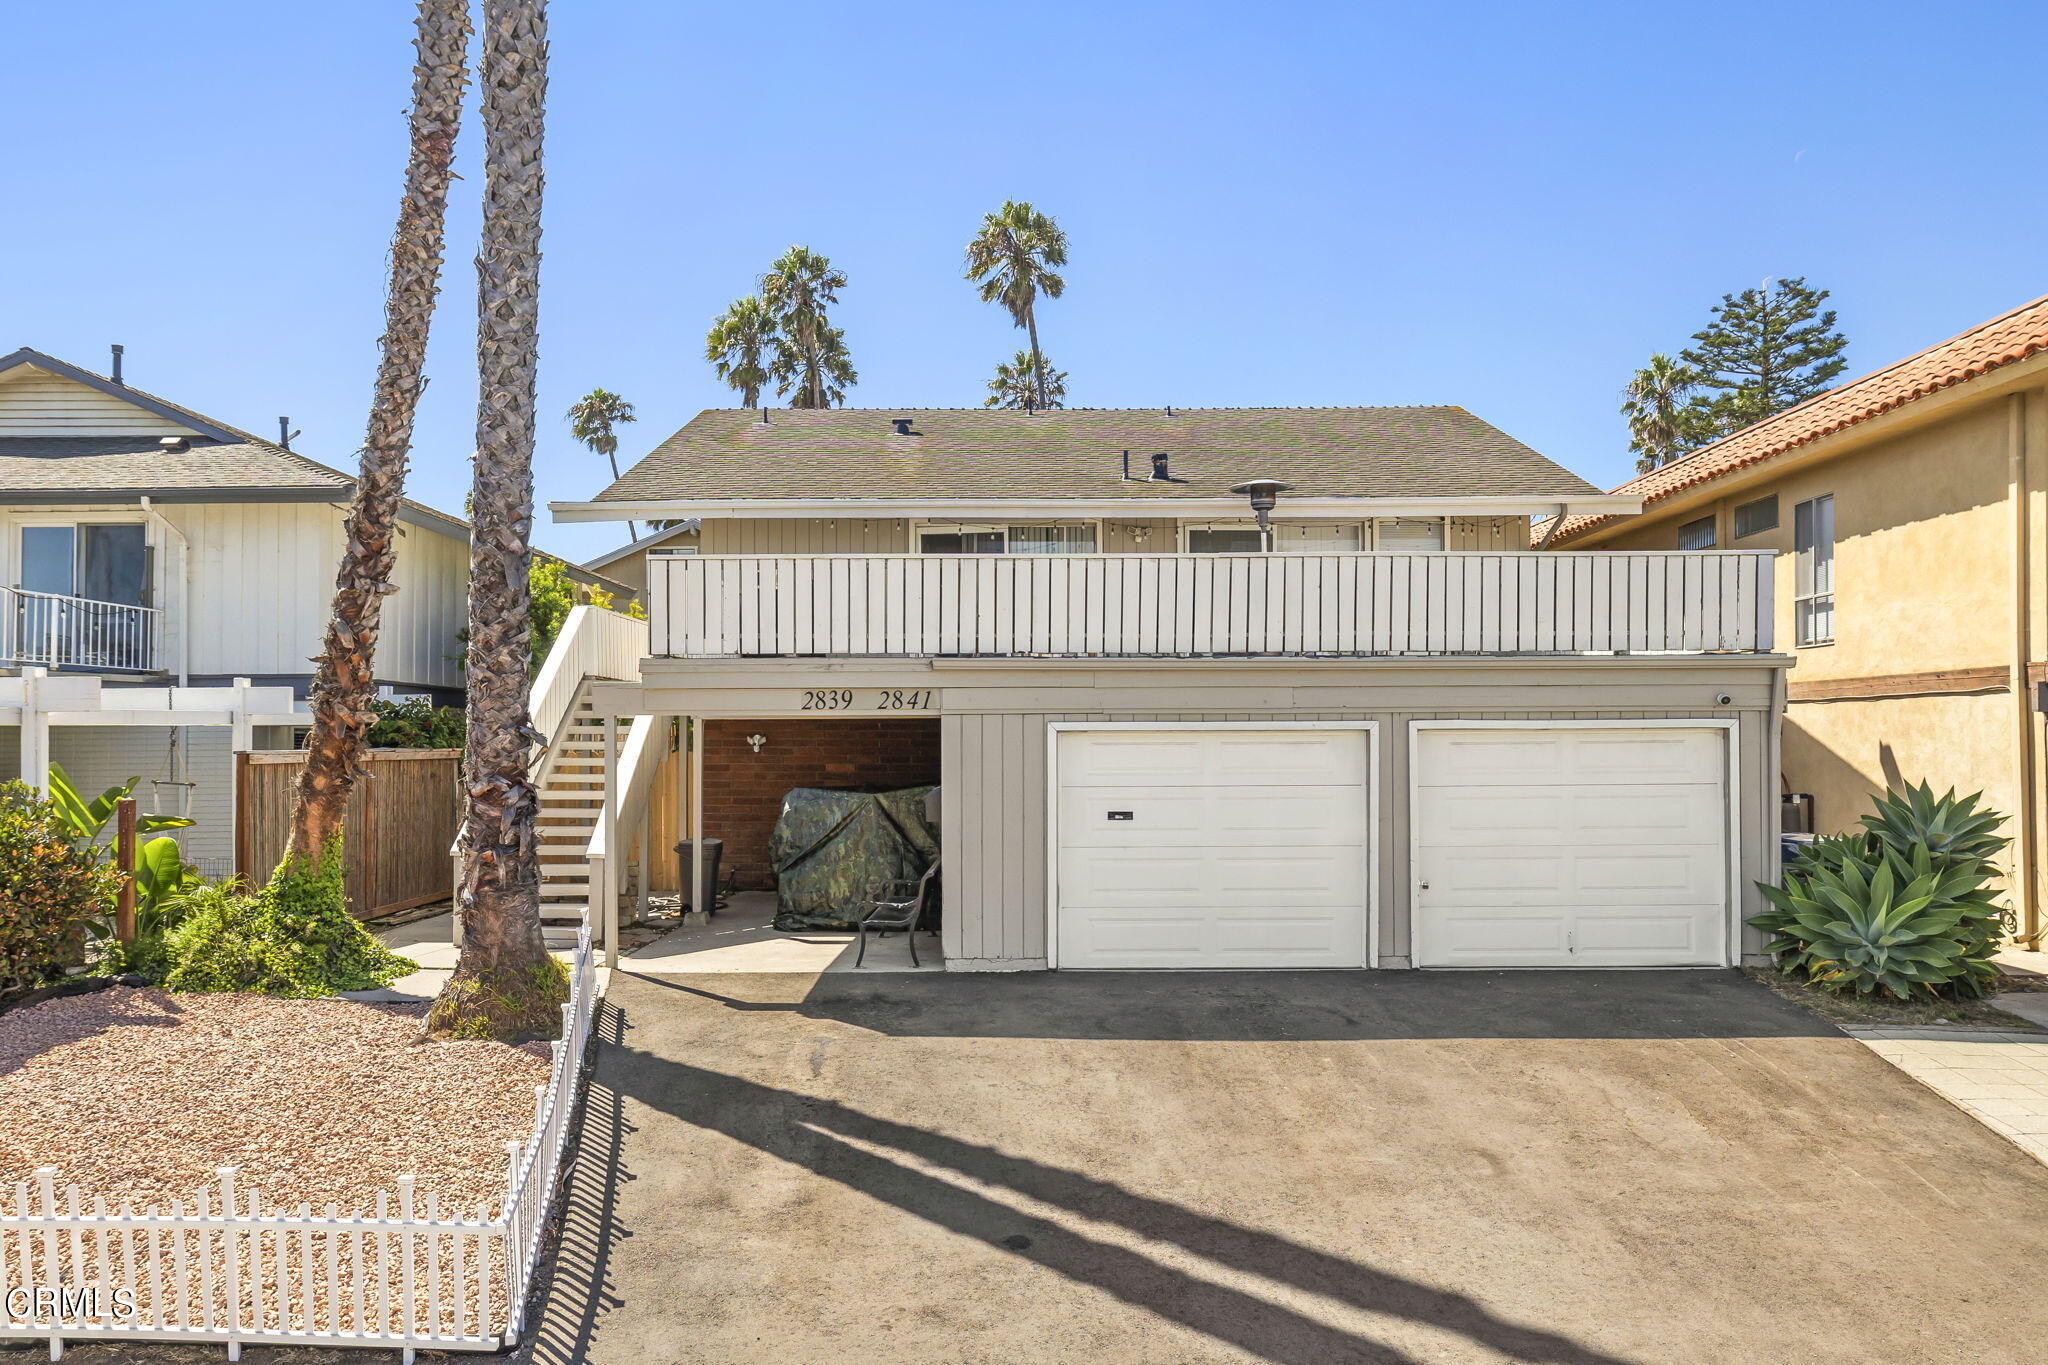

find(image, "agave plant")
[1753,786,2012,1000]
[1860,781,2009,863]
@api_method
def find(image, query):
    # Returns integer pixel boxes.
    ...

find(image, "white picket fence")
[0,924,598,1361]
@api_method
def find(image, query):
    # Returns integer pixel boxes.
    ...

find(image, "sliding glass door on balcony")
[9,522,156,670]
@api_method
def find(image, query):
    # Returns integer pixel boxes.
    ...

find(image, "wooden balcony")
[647,551,1776,660]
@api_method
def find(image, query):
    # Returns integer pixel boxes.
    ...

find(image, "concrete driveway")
[524,970,2048,1365]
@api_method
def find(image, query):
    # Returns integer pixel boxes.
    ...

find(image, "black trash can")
[674,837,725,914]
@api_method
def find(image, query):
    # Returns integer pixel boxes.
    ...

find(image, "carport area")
[527,969,2048,1364]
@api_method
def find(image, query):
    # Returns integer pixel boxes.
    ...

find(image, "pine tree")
[1680,278,1848,439]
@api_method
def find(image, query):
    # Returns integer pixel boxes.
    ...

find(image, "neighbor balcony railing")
[648,550,1775,659]
[0,586,161,672]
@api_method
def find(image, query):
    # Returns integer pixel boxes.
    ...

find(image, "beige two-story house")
[543,406,1789,974]
[1543,295,2048,949]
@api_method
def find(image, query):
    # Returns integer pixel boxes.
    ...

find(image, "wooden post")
[114,797,138,945]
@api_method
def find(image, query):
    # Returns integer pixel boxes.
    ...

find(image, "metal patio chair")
[856,860,940,967]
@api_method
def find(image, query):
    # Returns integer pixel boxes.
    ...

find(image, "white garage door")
[1054,727,1372,969]
[1413,727,1729,968]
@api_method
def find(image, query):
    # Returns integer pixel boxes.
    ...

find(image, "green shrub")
[93,836,204,984]
[1752,784,2010,1000]
[162,843,416,997]
[0,781,122,996]
[364,697,464,749]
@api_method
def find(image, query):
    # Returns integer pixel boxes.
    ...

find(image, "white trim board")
[1044,720,1381,970]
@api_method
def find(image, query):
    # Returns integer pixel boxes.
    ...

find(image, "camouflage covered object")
[769,786,940,930]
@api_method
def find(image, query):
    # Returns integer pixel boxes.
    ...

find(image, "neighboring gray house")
[548,406,1788,974]
[0,345,472,866]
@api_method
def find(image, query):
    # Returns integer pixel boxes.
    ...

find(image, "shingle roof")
[1544,293,2048,545]
[0,350,468,539]
[0,435,351,496]
[593,406,1601,503]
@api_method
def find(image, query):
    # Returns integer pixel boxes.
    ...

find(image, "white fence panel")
[648,550,1775,660]
[3,925,600,1358]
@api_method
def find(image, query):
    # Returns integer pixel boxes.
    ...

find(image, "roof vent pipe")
[890,417,914,436]
[1150,452,1170,481]
[277,417,300,450]
[110,344,124,385]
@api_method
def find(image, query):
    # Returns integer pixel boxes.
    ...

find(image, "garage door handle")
[1418,881,1429,890]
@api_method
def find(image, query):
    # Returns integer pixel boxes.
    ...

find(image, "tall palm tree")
[704,295,773,407]
[760,246,853,408]
[566,387,637,536]
[774,323,856,409]
[1622,353,1706,473]
[428,0,564,1044]
[287,0,469,863]
[964,201,1068,410]
[985,348,1067,409]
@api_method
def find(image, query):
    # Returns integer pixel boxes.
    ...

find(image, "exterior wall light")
[746,733,767,753]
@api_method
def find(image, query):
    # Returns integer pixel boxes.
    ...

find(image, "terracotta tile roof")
[595,406,1601,503]
[1543,293,2048,545]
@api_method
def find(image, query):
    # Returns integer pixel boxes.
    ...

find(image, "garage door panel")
[1059,785,1369,846]
[1414,727,1729,968]
[1565,733,1721,784]
[1415,787,1723,848]
[1417,730,1721,787]
[1061,847,1364,908]
[1419,847,1722,905]
[1055,728,1371,969]
[1057,730,1364,785]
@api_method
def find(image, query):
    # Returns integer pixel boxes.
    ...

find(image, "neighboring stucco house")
[545,406,1788,973]
[0,345,473,867]
[1540,295,2048,950]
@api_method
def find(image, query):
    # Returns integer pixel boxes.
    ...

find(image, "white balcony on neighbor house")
[646,550,1777,660]
[0,585,161,673]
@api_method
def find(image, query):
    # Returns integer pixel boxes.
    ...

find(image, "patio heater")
[1229,478,1293,551]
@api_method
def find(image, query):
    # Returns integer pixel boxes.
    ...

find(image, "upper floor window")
[1733,495,1778,539]
[1183,522,1371,553]
[18,522,149,606]
[1793,494,1835,646]
[1676,515,1717,551]
[916,523,1097,555]
[1372,517,1444,552]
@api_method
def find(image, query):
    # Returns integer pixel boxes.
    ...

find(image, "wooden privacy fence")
[1,924,598,1358]
[235,749,460,918]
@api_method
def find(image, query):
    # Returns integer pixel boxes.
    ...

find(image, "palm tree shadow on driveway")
[524,999,1641,1365]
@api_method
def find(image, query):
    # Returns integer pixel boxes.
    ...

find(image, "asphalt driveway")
[524,970,2048,1365]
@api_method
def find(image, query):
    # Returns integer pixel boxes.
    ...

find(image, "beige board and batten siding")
[0,369,195,436]
[931,659,1780,970]
[16,501,467,690]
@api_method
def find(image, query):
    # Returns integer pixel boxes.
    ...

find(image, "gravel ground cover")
[0,987,550,1214]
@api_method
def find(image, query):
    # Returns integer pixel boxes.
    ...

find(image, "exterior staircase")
[536,692,608,942]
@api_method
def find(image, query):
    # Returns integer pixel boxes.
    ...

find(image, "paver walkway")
[1850,1005,2048,1164]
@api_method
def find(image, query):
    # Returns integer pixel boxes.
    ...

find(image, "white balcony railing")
[0,586,161,672]
[649,551,1775,659]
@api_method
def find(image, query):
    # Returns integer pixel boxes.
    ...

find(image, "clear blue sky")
[4,1,2043,563]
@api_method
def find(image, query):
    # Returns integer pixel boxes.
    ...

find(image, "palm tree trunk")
[606,452,640,539]
[427,0,565,1044]
[286,0,469,864]
[1024,303,1046,410]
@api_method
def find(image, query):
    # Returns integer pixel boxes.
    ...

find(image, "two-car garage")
[1052,722,1735,971]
